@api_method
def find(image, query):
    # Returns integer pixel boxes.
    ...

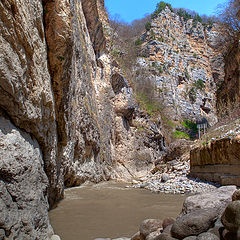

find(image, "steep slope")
[136,7,225,125]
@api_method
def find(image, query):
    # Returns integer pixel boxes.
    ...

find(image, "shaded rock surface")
[171,209,218,239]
[0,116,52,239]
[221,200,240,233]
[140,219,163,238]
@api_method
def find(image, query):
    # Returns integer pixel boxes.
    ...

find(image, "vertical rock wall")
[137,7,225,125]
[0,0,165,238]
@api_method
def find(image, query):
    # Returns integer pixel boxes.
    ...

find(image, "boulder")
[161,174,170,183]
[51,235,61,240]
[221,229,238,240]
[221,200,240,233]
[232,190,240,201]
[131,231,144,240]
[196,232,219,240]
[183,237,197,240]
[171,209,218,239]
[162,225,172,235]
[154,233,178,240]
[181,186,237,216]
[140,219,162,237]
[146,229,162,240]
[162,218,175,230]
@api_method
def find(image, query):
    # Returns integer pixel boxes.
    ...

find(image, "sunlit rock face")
[137,7,225,125]
[0,0,166,237]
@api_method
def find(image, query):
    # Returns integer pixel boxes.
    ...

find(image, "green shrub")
[185,68,190,80]
[194,79,205,91]
[135,38,143,46]
[176,8,192,21]
[157,36,164,42]
[152,1,173,18]
[173,130,190,139]
[136,93,162,116]
[157,65,163,73]
[145,22,151,31]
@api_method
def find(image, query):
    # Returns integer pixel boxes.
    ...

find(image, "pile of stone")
[96,186,240,240]
[130,160,220,194]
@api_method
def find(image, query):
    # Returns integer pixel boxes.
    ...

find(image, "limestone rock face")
[0,116,53,239]
[137,7,225,125]
[0,0,166,237]
[0,0,60,206]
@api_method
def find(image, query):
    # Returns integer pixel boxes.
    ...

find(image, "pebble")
[129,160,220,194]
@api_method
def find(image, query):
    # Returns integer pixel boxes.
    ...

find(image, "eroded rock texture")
[217,41,240,118]
[0,0,165,237]
[137,7,225,125]
[190,135,240,186]
[0,116,53,239]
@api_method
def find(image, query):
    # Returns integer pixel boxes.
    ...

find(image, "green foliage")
[182,120,197,133]
[135,38,143,46]
[136,93,162,116]
[150,30,155,39]
[157,36,165,42]
[184,68,190,80]
[137,126,145,131]
[111,48,120,57]
[58,56,65,61]
[194,79,205,91]
[188,87,197,103]
[145,22,151,31]
[176,8,192,21]
[157,65,163,73]
[162,115,176,128]
[194,14,202,23]
[152,1,173,18]
[173,130,190,139]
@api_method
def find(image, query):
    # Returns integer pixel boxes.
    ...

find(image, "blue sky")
[105,0,228,23]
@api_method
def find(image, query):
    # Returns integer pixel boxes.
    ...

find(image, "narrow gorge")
[0,0,239,239]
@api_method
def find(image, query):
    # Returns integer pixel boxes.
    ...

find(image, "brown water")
[49,182,187,240]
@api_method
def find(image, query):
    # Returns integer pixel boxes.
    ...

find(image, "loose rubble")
[128,160,220,194]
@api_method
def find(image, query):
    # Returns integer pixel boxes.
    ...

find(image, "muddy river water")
[49,182,187,240]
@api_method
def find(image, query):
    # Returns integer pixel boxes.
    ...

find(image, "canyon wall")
[0,0,164,238]
[137,7,225,125]
[190,135,240,186]
[216,41,240,118]
[190,41,240,186]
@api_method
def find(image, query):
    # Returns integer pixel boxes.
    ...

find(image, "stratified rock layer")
[190,135,240,186]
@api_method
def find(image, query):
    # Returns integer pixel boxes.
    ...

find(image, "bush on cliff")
[152,1,173,18]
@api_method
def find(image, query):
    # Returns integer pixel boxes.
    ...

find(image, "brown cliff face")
[190,135,240,186]
[216,41,240,119]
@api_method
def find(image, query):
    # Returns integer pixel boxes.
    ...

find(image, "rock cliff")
[0,0,164,238]
[136,7,225,125]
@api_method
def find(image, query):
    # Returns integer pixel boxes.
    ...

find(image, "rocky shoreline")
[128,160,220,194]
[96,186,240,240]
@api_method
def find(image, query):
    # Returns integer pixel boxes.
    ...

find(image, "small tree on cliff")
[217,0,240,41]
[152,1,173,18]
